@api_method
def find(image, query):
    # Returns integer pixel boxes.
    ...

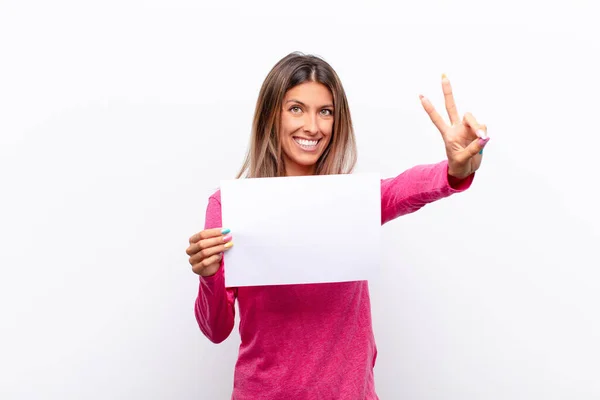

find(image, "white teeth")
[294,138,318,146]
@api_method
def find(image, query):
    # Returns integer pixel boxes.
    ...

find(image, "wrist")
[447,161,470,180]
[448,170,469,180]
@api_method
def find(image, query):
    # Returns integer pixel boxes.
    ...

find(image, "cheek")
[321,120,334,137]
[281,115,301,134]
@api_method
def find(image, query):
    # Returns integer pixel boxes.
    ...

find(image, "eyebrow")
[285,99,334,108]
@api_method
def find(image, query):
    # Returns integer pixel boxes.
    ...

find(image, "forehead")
[284,81,333,102]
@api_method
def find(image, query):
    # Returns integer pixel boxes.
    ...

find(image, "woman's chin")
[291,152,321,166]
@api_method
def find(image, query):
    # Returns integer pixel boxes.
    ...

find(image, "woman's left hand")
[419,74,489,179]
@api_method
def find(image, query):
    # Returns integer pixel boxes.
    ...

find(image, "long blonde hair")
[236,52,357,178]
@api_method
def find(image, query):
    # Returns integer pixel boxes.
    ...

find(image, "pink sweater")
[195,160,473,399]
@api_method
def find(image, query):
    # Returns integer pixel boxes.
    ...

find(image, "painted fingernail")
[223,234,232,243]
[476,129,487,139]
[224,242,233,249]
[442,73,448,80]
[479,137,490,147]
[479,149,483,155]
[221,228,230,235]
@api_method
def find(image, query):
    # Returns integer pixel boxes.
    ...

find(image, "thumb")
[463,137,490,159]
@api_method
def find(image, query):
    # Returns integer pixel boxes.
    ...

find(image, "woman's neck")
[284,163,316,177]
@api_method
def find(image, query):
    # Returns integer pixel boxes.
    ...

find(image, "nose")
[303,114,319,135]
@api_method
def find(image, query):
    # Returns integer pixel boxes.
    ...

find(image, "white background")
[1,0,599,399]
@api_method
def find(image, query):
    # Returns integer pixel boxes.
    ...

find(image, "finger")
[420,95,448,136]
[462,113,487,139]
[189,227,230,244]
[442,74,460,125]
[199,233,232,252]
[192,253,223,276]
[186,231,230,256]
[189,241,233,265]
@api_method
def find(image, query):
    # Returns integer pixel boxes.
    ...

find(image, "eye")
[320,109,333,116]
[290,106,302,114]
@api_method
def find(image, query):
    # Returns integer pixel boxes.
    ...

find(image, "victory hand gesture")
[420,74,490,179]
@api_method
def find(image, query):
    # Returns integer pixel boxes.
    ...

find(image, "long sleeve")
[381,160,474,225]
[194,194,237,344]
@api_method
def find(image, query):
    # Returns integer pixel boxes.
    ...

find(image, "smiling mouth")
[293,137,321,151]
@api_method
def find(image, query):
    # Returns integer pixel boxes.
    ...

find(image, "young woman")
[186,52,489,399]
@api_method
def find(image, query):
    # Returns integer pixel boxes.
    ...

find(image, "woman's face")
[280,81,334,176]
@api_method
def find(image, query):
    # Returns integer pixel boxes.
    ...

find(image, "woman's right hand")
[186,228,233,277]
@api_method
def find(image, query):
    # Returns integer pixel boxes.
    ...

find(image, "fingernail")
[479,137,490,147]
[476,129,487,139]
[442,73,448,80]
[224,242,233,249]
[479,149,483,155]
[223,234,232,243]
[221,228,230,235]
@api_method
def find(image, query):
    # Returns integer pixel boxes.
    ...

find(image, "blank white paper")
[220,173,381,287]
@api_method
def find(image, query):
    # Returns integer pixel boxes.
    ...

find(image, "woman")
[186,52,489,399]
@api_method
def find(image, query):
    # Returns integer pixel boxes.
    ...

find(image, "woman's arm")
[194,194,237,344]
[381,160,473,225]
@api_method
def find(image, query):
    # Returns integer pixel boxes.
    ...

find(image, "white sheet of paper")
[220,173,381,287]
